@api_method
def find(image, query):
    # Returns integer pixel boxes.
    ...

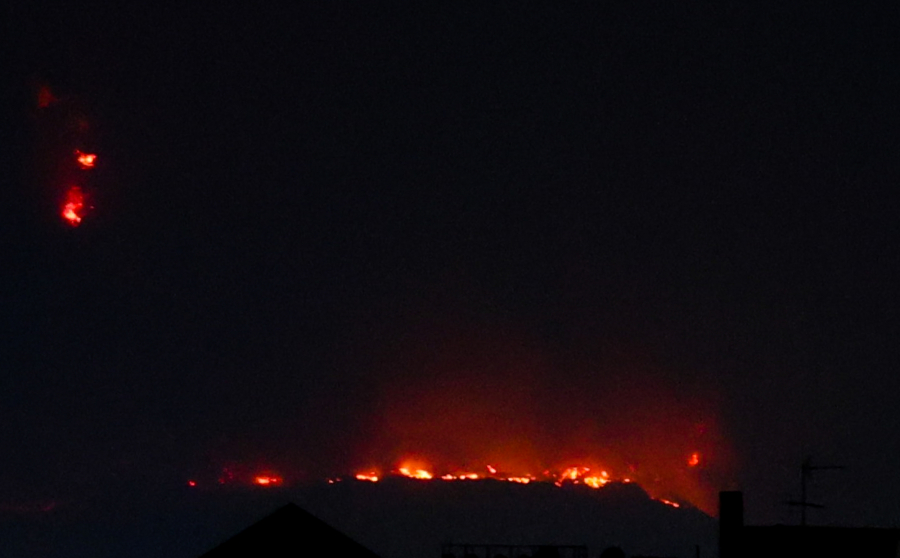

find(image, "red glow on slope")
[343,462,683,506]
[350,326,733,516]
[398,467,433,480]
[75,150,97,169]
[62,186,86,226]
[688,452,700,467]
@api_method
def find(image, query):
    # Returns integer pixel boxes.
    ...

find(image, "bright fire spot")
[584,470,611,489]
[556,466,593,486]
[399,467,433,480]
[61,186,85,226]
[505,476,533,484]
[355,473,379,482]
[441,473,480,480]
[75,151,97,169]
[688,452,700,467]
[659,498,681,508]
[187,480,197,487]
[487,465,497,474]
[253,475,282,486]
[398,467,433,480]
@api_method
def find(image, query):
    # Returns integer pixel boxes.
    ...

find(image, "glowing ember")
[61,186,86,226]
[253,475,282,486]
[659,498,681,508]
[75,150,97,169]
[187,480,197,487]
[688,452,700,467]
[355,473,380,482]
[487,465,497,474]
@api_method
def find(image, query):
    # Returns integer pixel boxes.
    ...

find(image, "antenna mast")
[786,456,845,526]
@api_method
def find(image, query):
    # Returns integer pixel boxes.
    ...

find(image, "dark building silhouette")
[199,503,382,558]
[440,543,587,558]
[719,491,900,558]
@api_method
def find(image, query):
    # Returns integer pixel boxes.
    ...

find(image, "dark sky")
[4,2,900,527]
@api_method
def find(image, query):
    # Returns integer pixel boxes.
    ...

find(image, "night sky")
[4,1,900,531]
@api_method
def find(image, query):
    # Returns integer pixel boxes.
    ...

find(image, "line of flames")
[333,465,681,508]
[187,465,683,509]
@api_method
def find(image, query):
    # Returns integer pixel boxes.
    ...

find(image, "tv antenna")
[786,456,845,526]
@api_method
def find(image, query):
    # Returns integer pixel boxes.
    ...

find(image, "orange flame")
[398,467,433,480]
[62,186,85,226]
[253,475,282,486]
[688,452,700,467]
[75,151,97,169]
[345,463,683,508]
[441,473,480,480]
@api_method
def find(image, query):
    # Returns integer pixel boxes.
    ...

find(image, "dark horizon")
[4,1,900,537]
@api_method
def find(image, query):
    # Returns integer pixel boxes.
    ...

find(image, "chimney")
[719,491,743,558]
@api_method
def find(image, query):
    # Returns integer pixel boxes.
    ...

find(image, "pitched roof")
[200,503,382,558]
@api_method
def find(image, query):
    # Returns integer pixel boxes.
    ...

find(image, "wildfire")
[398,467,433,480]
[189,460,689,510]
[441,473,480,480]
[342,462,683,508]
[75,150,97,169]
[62,186,86,226]
[688,452,700,467]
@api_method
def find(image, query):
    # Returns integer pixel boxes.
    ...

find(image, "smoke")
[351,316,733,514]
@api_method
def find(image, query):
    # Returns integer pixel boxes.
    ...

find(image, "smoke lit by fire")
[253,475,283,486]
[335,322,735,516]
[185,324,732,517]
